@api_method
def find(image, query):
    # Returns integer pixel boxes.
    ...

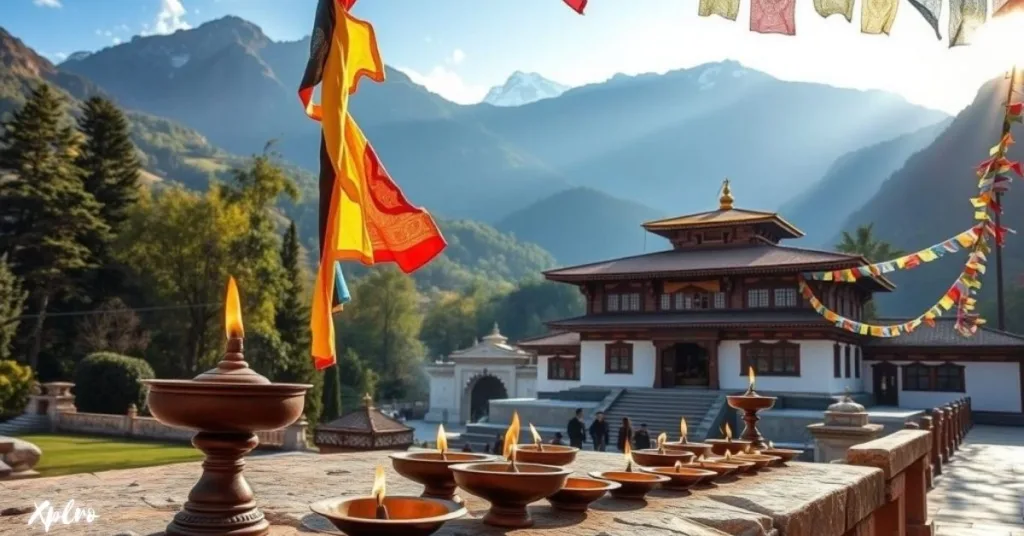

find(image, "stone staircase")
[0,414,50,437]
[602,388,726,443]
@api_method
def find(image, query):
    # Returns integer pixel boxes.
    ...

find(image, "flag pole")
[994,64,1017,331]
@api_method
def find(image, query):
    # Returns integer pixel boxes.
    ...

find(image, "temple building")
[426,181,1023,438]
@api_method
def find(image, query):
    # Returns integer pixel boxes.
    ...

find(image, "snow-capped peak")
[483,71,569,107]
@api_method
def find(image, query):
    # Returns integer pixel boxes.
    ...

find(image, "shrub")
[73,352,155,415]
[0,360,35,416]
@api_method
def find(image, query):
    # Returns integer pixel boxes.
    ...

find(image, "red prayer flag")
[562,0,587,14]
[750,0,796,35]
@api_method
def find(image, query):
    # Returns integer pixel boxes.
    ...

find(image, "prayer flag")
[699,0,741,20]
[300,0,446,369]
[949,0,987,47]
[813,0,854,21]
[861,0,899,35]
[908,0,943,39]
[751,0,797,35]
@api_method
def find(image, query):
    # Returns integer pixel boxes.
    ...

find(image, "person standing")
[589,411,610,452]
[550,432,565,446]
[492,433,504,456]
[633,423,652,450]
[567,408,586,449]
[616,417,633,452]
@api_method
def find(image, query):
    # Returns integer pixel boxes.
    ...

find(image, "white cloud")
[142,0,191,36]
[33,0,62,8]
[113,37,123,45]
[449,49,465,65]
[396,65,487,105]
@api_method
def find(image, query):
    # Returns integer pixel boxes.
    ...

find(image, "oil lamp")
[630,431,695,467]
[640,460,716,491]
[390,424,496,503]
[546,477,621,512]
[760,439,804,464]
[707,421,751,455]
[663,416,714,457]
[143,277,311,536]
[724,366,777,450]
[311,465,466,536]
[588,440,670,500]
[449,411,571,528]
[515,422,579,466]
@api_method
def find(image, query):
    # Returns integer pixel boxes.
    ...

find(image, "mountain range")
[9,15,1017,318]
[483,71,570,107]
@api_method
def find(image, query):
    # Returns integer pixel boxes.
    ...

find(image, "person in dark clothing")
[492,433,504,456]
[550,432,565,446]
[567,408,586,449]
[616,417,633,452]
[462,443,473,452]
[633,423,652,450]
[589,411,610,452]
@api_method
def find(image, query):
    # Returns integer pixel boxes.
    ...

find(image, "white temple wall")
[579,340,656,387]
[718,340,861,394]
[535,355,582,393]
[515,375,536,398]
[424,368,457,423]
[868,360,1022,413]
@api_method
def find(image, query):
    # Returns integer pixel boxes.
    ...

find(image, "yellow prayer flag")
[974,210,989,221]
[938,296,955,310]
[870,326,883,337]
[861,0,898,34]
[918,249,938,262]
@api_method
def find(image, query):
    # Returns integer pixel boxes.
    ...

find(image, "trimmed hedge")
[73,353,155,415]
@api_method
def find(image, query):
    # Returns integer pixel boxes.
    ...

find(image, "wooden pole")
[994,65,1017,331]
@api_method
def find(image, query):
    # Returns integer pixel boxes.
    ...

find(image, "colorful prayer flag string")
[802,226,981,282]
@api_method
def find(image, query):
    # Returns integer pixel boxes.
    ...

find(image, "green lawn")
[18,434,204,477]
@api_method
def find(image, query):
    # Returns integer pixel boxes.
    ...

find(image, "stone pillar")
[950,403,961,449]
[283,420,309,451]
[918,416,936,488]
[848,429,934,536]
[806,394,883,463]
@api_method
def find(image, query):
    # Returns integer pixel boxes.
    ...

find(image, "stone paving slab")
[0,449,883,536]
[931,425,1024,536]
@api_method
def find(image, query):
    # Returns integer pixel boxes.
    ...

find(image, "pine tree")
[0,255,27,362]
[322,364,343,422]
[0,83,109,370]
[76,96,142,232]
[275,220,321,424]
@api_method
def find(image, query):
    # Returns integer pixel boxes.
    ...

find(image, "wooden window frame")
[844,345,851,378]
[746,288,770,308]
[773,287,799,308]
[605,341,634,374]
[833,343,841,378]
[623,292,641,312]
[547,355,580,381]
[854,347,861,378]
[606,293,620,312]
[739,341,800,377]
[900,362,965,393]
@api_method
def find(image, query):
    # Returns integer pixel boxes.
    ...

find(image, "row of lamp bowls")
[309,428,803,535]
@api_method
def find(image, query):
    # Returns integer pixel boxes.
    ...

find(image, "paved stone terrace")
[931,425,1024,536]
[0,449,884,536]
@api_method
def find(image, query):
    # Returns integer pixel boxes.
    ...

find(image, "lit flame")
[743,444,752,454]
[436,424,448,454]
[768,440,775,449]
[224,276,244,338]
[657,432,667,450]
[697,453,705,462]
[371,465,386,507]
[529,423,543,447]
[674,460,683,473]
[748,366,756,390]
[724,451,732,461]
[503,411,520,461]
[624,440,633,469]
[679,417,688,443]
[723,423,732,442]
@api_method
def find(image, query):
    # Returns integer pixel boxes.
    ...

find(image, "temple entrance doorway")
[661,343,710,387]
[469,375,507,423]
[873,362,899,406]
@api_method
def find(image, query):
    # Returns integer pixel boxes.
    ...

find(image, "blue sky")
[3,0,1024,113]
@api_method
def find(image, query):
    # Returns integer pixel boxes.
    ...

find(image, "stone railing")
[912,396,971,488]
[847,429,934,536]
[54,404,309,451]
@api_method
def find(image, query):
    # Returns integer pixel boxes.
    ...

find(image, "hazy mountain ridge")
[483,71,570,107]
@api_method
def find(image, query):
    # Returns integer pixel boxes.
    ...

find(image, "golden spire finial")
[719,179,734,210]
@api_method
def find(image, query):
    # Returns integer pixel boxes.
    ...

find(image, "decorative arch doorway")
[660,343,710,387]
[469,375,508,423]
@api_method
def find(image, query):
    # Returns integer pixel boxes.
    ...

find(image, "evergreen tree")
[321,363,343,422]
[76,96,142,232]
[0,84,109,371]
[0,255,27,362]
[275,220,321,424]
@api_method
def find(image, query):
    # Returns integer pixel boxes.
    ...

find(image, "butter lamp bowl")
[144,379,309,433]
[587,471,669,501]
[546,477,620,511]
[683,461,737,480]
[639,466,717,491]
[706,439,752,456]
[390,452,497,504]
[450,461,571,528]
[309,496,466,536]
[514,444,579,466]
[716,458,757,474]
[662,442,714,458]
[761,447,803,464]
[726,394,777,412]
[630,449,694,467]
[732,453,781,470]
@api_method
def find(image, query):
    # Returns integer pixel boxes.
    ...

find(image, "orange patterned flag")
[300,0,445,369]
